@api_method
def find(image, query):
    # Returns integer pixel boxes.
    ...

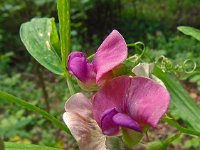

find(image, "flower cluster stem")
[57,0,75,95]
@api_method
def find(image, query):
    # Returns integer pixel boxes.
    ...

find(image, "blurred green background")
[0,0,200,149]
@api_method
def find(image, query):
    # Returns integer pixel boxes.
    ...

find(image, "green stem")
[164,132,181,146]
[163,115,200,137]
[88,53,94,62]
[57,0,75,95]
[0,91,71,135]
[65,75,75,95]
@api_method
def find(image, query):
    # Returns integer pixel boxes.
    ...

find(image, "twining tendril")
[155,56,196,75]
[127,42,145,63]
[183,59,196,74]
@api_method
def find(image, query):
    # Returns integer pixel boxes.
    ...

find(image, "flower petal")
[68,52,96,85]
[100,108,120,136]
[92,76,170,130]
[132,63,166,88]
[112,113,141,132]
[92,30,128,84]
[92,76,130,125]
[63,93,107,150]
[126,77,170,127]
[132,63,154,77]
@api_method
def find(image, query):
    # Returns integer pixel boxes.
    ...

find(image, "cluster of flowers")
[63,30,170,150]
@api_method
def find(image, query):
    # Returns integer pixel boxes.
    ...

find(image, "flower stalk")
[57,0,75,95]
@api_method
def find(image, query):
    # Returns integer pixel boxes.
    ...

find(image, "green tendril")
[155,56,196,76]
[183,59,196,74]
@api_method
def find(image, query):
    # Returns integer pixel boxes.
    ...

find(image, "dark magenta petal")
[92,76,130,124]
[92,76,170,129]
[68,51,96,85]
[92,30,128,84]
[100,108,120,136]
[112,113,141,132]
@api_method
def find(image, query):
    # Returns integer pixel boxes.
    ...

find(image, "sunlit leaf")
[153,67,200,130]
[4,142,61,150]
[20,18,63,75]
[178,26,200,41]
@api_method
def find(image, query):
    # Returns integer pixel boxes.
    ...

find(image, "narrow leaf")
[20,18,63,75]
[4,142,62,150]
[178,26,200,41]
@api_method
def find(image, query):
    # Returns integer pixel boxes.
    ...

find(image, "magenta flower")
[63,76,170,149]
[68,30,128,86]
[92,76,170,136]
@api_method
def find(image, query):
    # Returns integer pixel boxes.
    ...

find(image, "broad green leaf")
[153,67,200,130]
[178,26,200,41]
[20,18,63,75]
[0,91,71,135]
[4,142,62,150]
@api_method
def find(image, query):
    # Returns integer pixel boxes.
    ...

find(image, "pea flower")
[67,30,128,87]
[63,76,170,150]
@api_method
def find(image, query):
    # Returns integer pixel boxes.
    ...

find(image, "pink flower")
[67,30,128,87]
[63,76,170,149]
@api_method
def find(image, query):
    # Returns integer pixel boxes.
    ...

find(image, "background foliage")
[0,0,200,149]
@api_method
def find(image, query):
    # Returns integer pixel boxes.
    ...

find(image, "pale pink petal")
[132,63,154,77]
[92,76,170,130]
[132,63,166,88]
[63,93,107,150]
[92,30,128,84]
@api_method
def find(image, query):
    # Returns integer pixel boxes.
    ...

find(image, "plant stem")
[57,0,75,95]
[164,132,181,146]
[36,64,50,113]
[0,91,71,135]
[163,115,200,137]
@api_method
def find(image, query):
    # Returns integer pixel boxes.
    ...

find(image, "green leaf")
[153,67,200,130]
[122,129,143,148]
[146,141,166,150]
[177,26,200,41]
[4,142,62,150]
[50,19,61,57]
[20,18,63,75]
[0,91,71,135]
